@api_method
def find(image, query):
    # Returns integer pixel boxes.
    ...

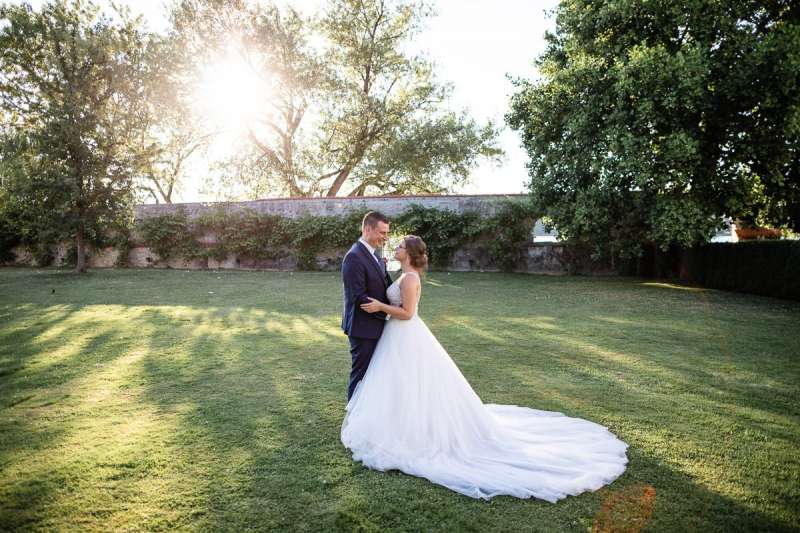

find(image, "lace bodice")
[386,272,420,312]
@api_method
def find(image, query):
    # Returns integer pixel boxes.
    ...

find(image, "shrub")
[682,240,800,300]
[137,208,202,263]
[119,201,544,272]
[0,215,22,263]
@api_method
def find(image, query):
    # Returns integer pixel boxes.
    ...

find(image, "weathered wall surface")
[133,193,525,221]
[7,194,589,274]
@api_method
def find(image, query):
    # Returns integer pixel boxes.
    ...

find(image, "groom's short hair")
[362,211,389,230]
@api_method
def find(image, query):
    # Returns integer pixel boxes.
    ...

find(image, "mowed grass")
[0,268,798,532]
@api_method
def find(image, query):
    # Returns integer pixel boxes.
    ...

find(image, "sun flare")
[192,47,270,139]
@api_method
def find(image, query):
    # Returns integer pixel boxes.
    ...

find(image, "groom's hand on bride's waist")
[360,297,384,314]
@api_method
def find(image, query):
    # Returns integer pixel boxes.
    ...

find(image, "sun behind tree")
[192,42,273,141]
[169,0,502,199]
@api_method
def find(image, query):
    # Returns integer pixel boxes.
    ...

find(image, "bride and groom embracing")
[339,211,628,502]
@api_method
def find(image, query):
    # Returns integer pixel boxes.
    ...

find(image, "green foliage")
[194,208,291,262]
[0,0,151,271]
[139,208,369,269]
[172,0,501,198]
[393,200,540,271]
[290,211,366,269]
[508,1,800,259]
[0,203,22,263]
[132,202,537,271]
[137,209,202,262]
[113,230,133,268]
[393,204,484,268]
[0,229,21,263]
[0,133,72,265]
[682,241,800,300]
[134,32,213,205]
[483,200,539,272]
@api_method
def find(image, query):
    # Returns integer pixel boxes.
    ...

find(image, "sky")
[411,0,559,195]
[16,0,560,200]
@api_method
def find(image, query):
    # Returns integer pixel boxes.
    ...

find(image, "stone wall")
[133,193,527,221]
[7,194,591,274]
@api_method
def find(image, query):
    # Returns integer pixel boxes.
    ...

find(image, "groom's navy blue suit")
[341,241,393,400]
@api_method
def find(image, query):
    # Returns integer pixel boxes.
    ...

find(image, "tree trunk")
[326,166,353,196]
[75,223,86,273]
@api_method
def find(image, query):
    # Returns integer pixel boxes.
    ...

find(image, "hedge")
[681,240,800,300]
[134,200,540,272]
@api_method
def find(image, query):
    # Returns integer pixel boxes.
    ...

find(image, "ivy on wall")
[485,200,540,272]
[135,200,540,271]
[136,209,201,262]
[392,204,484,268]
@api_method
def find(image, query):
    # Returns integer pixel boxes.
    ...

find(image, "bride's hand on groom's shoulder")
[361,297,384,313]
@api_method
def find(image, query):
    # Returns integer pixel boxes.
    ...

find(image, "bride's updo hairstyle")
[403,235,428,271]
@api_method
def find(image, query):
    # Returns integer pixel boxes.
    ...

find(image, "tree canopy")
[0,0,502,270]
[508,0,800,258]
[171,0,501,198]
[0,0,150,271]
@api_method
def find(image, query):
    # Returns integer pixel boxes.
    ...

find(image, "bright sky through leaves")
[12,0,558,200]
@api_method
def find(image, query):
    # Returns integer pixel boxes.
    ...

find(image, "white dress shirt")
[359,237,383,267]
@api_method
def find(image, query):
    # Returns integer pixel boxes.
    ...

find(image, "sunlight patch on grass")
[589,315,638,326]
[439,315,507,343]
[497,316,560,330]
[534,330,651,370]
[1,269,798,531]
[641,282,706,292]
[422,277,466,289]
[504,365,601,415]
[31,327,97,369]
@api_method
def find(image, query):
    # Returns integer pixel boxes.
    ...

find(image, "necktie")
[373,249,385,272]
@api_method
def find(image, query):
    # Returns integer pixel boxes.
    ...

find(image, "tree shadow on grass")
[430,318,799,531]
[323,446,798,532]
[127,309,797,532]
[2,307,146,403]
[2,270,798,530]
[124,306,351,530]
[0,293,317,528]
[0,305,78,380]
[0,303,141,459]
[455,309,800,425]
[0,303,173,529]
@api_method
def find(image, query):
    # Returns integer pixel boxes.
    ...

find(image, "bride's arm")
[360,275,420,320]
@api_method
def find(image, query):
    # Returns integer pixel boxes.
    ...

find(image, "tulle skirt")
[341,314,629,501]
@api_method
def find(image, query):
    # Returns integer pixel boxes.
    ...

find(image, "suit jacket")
[341,241,393,339]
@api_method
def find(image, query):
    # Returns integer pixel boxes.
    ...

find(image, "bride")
[341,235,628,502]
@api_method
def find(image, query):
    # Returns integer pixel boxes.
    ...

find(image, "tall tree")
[508,0,800,258]
[172,0,501,198]
[0,0,150,271]
[315,0,500,197]
[135,33,214,204]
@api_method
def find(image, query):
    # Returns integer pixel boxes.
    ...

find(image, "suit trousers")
[347,336,379,401]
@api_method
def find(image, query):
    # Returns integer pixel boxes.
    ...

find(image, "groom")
[341,211,393,400]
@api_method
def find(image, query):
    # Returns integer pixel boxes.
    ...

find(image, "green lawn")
[0,268,798,532]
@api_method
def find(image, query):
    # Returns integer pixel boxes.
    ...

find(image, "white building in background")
[710,218,738,243]
[532,219,559,243]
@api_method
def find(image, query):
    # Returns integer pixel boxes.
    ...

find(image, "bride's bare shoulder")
[400,271,421,286]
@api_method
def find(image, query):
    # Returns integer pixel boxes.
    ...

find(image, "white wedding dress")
[341,272,629,502]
